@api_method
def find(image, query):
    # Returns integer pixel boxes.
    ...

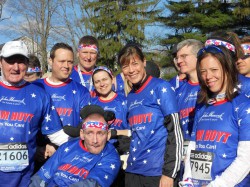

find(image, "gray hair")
[177,39,204,55]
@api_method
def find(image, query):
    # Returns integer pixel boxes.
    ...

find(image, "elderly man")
[0,41,68,187]
[30,105,121,187]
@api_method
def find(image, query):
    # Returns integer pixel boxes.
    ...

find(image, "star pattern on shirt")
[110,164,115,170]
[157,99,161,105]
[122,101,126,105]
[245,94,250,98]
[45,114,51,122]
[143,160,147,164]
[67,123,71,126]
[133,157,136,161]
[132,147,137,152]
[147,149,151,153]
[171,86,175,91]
[51,106,55,110]
[246,108,250,114]
[45,126,49,130]
[138,141,140,145]
[151,130,154,134]
[31,93,36,98]
[10,137,14,141]
[104,175,108,180]
[235,107,239,112]
[161,87,167,93]
[150,89,154,95]
[237,83,242,89]
[238,119,242,126]
[186,130,189,134]
[64,147,69,152]
[72,90,76,94]
[222,153,227,158]
[28,131,31,135]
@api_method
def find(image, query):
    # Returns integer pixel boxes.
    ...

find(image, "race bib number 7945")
[190,150,213,181]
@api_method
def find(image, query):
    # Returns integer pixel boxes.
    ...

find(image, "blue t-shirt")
[38,138,120,187]
[125,76,178,176]
[190,94,250,186]
[0,81,63,187]
[34,78,90,127]
[175,80,200,140]
[70,66,94,93]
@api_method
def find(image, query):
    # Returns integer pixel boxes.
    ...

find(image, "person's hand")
[107,130,111,140]
[44,144,56,159]
[159,175,173,187]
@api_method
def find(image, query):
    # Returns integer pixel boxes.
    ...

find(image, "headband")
[92,66,113,77]
[241,44,250,51]
[78,44,99,53]
[82,121,108,131]
[205,39,235,53]
[26,67,41,73]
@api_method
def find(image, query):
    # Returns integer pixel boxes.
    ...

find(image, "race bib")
[0,143,29,172]
[182,141,190,160]
[190,150,213,181]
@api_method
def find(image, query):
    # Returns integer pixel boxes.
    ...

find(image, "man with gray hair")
[0,40,69,187]
[174,39,203,180]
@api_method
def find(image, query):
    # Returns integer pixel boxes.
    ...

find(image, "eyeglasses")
[174,54,193,62]
[241,53,250,60]
[197,45,224,58]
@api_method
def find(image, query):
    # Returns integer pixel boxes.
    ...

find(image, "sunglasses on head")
[197,45,224,58]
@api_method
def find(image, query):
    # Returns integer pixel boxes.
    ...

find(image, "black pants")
[125,172,180,187]
[125,172,161,187]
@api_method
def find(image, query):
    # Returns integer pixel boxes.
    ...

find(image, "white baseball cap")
[0,41,29,58]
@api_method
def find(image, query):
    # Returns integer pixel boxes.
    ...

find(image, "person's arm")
[207,141,250,187]
[47,129,69,146]
[161,112,183,186]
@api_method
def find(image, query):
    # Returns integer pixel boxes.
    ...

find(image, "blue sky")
[0,0,170,46]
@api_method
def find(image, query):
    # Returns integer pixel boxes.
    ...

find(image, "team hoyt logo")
[196,130,231,143]
[128,113,152,126]
[0,110,34,122]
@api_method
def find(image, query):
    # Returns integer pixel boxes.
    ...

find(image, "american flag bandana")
[78,44,99,53]
[82,121,108,131]
[26,67,41,73]
[205,39,235,53]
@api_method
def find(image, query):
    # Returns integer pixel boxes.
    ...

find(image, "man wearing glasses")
[174,39,204,181]
[236,36,250,96]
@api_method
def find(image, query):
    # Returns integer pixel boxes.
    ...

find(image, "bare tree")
[6,0,61,72]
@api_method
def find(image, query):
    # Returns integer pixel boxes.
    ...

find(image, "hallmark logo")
[199,111,224,122]
[51,94,66,101]
[0,96,25,105]
[104,106,116,112]
[129,99,144,110]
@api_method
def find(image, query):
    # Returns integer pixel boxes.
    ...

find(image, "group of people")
[0,31,249,187]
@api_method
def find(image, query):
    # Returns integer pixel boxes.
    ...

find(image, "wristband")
[127,130,131,137]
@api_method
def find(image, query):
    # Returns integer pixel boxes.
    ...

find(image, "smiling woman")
[118,44,183,187]
[180,42,250,186]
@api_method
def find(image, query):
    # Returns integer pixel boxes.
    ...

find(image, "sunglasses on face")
[241,53,250,60]
[197,45,224,58]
